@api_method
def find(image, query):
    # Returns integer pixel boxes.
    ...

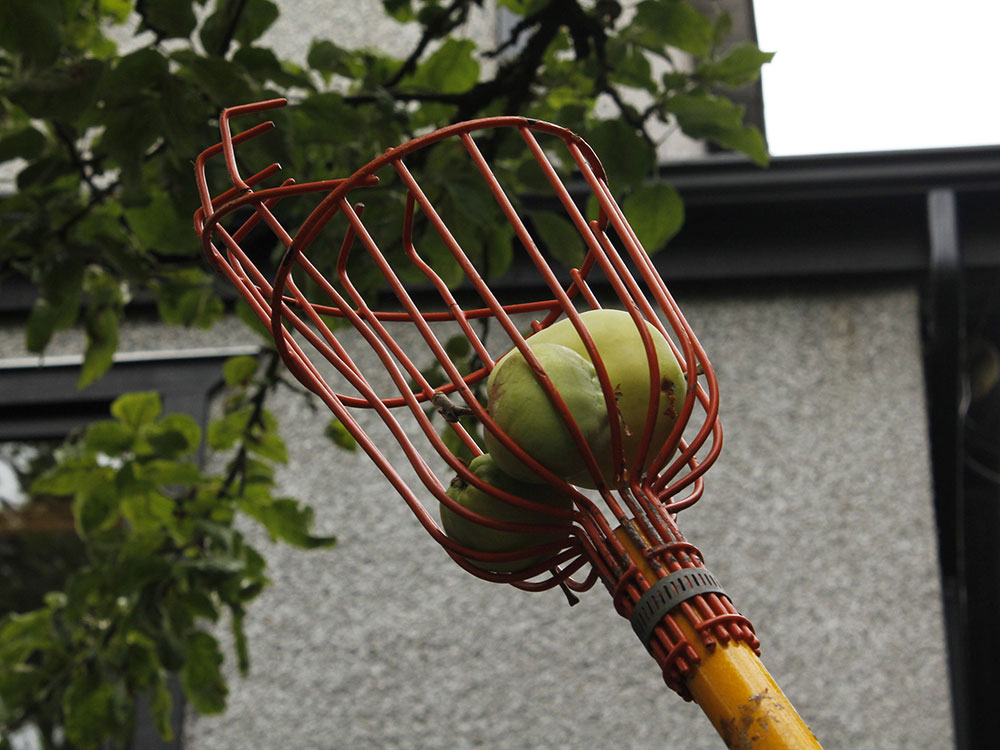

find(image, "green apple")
[440,453,574,572]
[483,341,611,483]
[526,309,687,487]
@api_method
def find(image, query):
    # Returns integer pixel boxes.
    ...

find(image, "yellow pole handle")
[615,527,823,750]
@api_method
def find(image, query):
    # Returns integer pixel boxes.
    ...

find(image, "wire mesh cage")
[194,98,820,747]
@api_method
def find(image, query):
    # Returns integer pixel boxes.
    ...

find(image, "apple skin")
[527,309,687,487]
[483,341,611,483]
[439,453,574,572]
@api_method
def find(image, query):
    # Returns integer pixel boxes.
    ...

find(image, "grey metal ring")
[630,566,728,646]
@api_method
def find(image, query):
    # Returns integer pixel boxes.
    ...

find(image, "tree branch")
[382,0,473,89]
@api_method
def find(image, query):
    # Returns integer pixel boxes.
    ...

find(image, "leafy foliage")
[0,0,772,746]
[1,358,334,749]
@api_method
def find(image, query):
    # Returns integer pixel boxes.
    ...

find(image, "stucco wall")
[165,280,953,750]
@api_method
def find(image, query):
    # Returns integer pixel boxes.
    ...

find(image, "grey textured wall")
[169,281,953,750]
[1,6,948,746]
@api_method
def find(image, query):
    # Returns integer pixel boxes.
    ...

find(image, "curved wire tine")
[198,110,739,598]
[331,187,488,413]
[585,227,701,486]
[570,150,723,501]
[509,129,631,490]
[394,192,494,459]
[325,200,491,455]
[194,120,279,220]
[460,132,626,497]
[391,150,615,496]
[269,199,507,509]
[218,98,289,191]
[274,274,584,585]
[398,189,495,378]
[512,130,694,548]
[323,195,588,525]
[269,274,466,532]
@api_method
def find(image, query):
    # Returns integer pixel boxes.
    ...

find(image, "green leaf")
[629,0,714,57]
[584,118,654,193]
[199,7,232,56]
[63,671,115,747]
[79,305,121,389]
[151,676,175,741]
[666,91,742,132]
[180,631,228,714]
[138,0,198,40]
[154,270,225,328]
[74,481,121,536]
[498,0,549,14]
[124,188,192,255]
[306,39,360,79]
[38,262,84,332]
[529,211,585,269]
[0,0,62,67]
[143,414,202,457]
[15,153,75,190]
[98,96,163,206]
[223,355,259,386]
[0,126,47,164]
[176,53,257,106]
[112,392,163,430]
[116,532,172,590]
[697,43,775,87]
[666,92,770,165]
[485,222,514,279]
[5,59,106,121]
[84,419,136,455]
[238,496,336,549]
[234,0,280,47]
[101,48,169,98]
[247,430,287,463]
[208,406,252,450]
[292,91,364,145]
[606,38,655,93]
[414,228,464,288]
[382,0,414,21]
[200,0,278,55]
[25,262,83,353]
[233,46,315,90]
[100,0,133,24]
[31,459,108,497]
[442,176,501,226]
[409,38,479,94]
[231,608,250,675]
[124,632,161,686]
[121,491,176,533]
[622,182,684,254]
[25,297,57,353]
[176,590,221,622]
[177,555,246,575]
[715,124,769,166]
[324,418,358,451]
[445,334,471,360]
[0,609,54,663]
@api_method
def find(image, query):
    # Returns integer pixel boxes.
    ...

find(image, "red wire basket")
[193,98,755,699]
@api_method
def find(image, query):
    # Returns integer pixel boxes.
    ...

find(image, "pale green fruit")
[527,309,687,487]
[440,454,574,572]
[483,342,611,483]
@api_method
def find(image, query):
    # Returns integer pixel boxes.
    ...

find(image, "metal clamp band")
[630,567,727,646]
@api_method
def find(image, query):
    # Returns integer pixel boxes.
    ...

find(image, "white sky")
[752,0,1000,156]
